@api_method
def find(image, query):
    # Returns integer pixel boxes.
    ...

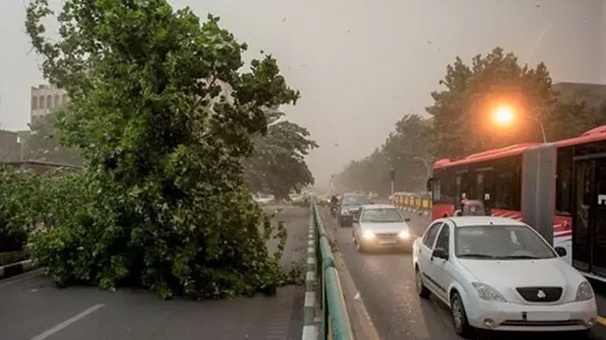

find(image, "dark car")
[337,194,371,227]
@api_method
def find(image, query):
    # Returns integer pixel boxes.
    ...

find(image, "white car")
[412,216,598,338]
[352,204,412,253]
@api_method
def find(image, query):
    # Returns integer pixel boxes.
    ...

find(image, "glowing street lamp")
[494,106,514,125]
[492,105,546,143]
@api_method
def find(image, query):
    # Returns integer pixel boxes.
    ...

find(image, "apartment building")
[30,84,69,124]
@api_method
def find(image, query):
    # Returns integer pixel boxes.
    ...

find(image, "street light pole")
[413,156,431,179]
[390,166,395,196]
[523,115,547,144]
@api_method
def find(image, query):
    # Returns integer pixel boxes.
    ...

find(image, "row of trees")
[335,47,606,195]
[23,106,315,200]
[0,0,317,299]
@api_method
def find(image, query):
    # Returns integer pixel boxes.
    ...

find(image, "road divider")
[303,199,354,340]
[0,259,35,280]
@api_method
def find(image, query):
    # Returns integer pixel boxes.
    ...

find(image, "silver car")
[352,204,412,253]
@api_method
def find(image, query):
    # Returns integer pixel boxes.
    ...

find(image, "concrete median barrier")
[302,199,354,340]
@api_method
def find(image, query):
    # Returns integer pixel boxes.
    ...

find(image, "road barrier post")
[312,200,354,340]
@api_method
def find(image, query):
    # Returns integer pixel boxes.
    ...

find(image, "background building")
[30,84,69,124]
[552,82,606,108]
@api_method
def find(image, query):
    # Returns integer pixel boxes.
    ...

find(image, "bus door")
[454,171,467,210]
[572,157,606,279]
[474,168,494,215]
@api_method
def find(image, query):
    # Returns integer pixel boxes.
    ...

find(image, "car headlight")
[575,281,594,301]
[398,231,410,239]
[472,282,506,302]
[362,230,375,239]
[341,209,350,215]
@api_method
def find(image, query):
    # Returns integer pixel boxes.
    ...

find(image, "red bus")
[427,125,606,283]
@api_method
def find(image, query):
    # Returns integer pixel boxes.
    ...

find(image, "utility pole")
[390,166,395,196]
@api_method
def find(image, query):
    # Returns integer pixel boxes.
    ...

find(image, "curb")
[322,210,381,340]
[0,259,35,280]
[302,209,319,340]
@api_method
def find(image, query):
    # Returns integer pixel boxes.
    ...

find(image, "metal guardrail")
[302,200,354,340]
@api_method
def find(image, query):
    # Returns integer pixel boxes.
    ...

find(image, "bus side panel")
[553,214,573,265]
[431,203,454,220]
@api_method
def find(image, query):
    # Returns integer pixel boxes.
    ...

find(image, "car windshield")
[455,225,556,260]
[342,196,369,206]
[360,208,404,223]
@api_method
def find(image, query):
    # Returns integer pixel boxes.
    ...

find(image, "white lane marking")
[30,304,104,340]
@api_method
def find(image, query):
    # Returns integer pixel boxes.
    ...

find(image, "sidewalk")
[0,206,308,340]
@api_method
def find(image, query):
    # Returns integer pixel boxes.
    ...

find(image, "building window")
[39,96,45,109]
[54,95,60,107]
[31,96,38,110]
[62,94,68,105]
[46,95,53,109]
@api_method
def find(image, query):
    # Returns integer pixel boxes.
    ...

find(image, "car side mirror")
[404,217,411,222]
[432,247,448,260]
[554,246,567,257]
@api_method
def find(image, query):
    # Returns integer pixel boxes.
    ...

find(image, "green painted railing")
[311,200,354,340]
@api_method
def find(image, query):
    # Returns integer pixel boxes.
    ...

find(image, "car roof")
[360,204,396,210]
[442,216,528,227]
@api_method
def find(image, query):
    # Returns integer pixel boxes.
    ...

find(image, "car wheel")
[450,291,473,338]
[415,267,430,299]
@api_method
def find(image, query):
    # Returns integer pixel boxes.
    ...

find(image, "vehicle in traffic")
[352,204,412,252]
[337,193,371,227]
[412,216,598,338]
[426,125,606,283]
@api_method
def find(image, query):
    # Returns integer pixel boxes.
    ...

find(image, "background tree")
[427,47,558,159]
[243,108,317,199]
[26,0,303,299]
[24,113,82,166]
[334,114,432,195]
[335,47,606,197]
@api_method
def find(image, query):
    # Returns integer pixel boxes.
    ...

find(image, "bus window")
[439,170,454,205]
[556,147,572,215]
[494,157,521,211]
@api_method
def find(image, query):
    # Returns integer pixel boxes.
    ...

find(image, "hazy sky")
[0,0,605,186]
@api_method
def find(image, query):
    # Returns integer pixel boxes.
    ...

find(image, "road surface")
[0,206,308,340]
[322,207,606,340]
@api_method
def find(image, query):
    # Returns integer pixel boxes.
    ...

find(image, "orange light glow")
[494,106,514,125]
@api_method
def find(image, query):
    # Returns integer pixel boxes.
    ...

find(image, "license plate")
[525,311,570,321]
[379,240,397,245]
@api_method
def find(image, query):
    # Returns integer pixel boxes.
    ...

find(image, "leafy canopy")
[334,113,432,195]
[336,47,606,193]
[244,107,318,200]
[26,0,301,299]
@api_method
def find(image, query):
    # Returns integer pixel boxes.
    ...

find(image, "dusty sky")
[0,0,605,187]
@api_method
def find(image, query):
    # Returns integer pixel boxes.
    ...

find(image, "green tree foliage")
[243,108,317,200]
[24,114,82,166]
[426,47,558,159]
[334,114,432,195]
[26,0,300,299]
[0,167,42,251]
[335,47,606,193]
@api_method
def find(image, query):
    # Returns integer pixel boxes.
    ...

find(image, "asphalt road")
[322,207,606,340]
[0,206,308,340]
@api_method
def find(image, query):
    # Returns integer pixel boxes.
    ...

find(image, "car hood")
[360,222,409,234]
[458,258,582,289]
